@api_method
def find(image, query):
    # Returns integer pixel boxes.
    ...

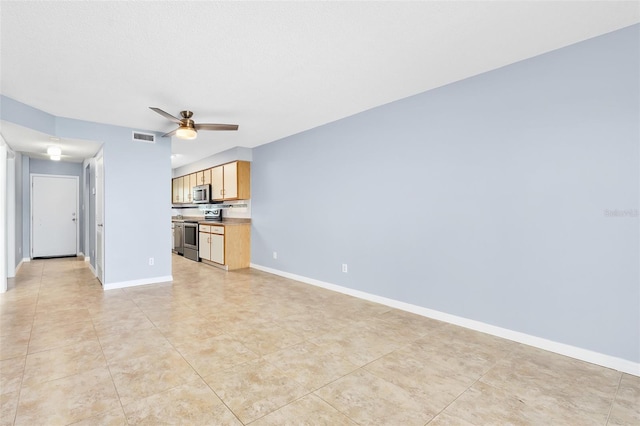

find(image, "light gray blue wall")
[2,96,172,285]
[251,24,639,363]
[29,158,83,176]
[173,146,253,177]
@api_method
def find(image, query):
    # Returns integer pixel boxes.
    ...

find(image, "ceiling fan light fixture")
[175,126,197,140]
[50,155,61,161]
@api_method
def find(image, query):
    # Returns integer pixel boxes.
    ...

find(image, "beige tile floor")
[0,255,638,425]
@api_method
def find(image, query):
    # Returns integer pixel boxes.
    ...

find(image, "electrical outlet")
[149,257,154,266]
[273,251,278,259]
[342,264,348,273]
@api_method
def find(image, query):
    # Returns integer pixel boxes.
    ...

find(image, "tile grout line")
[91,314,130,425]
[121,283,248,425]
[604,372,623,425]
[422,340,519,425]
[12,262,44,426]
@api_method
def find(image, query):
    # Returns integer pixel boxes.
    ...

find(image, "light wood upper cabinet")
[211,165,224,201]
[212,161,250,201]
[196,169,211,186]
[182,175,191,203]
[176,176,185,203]
[182,173,197,203]
[223,162,238,199]
[172,161,250,204]
[172,178,181,203]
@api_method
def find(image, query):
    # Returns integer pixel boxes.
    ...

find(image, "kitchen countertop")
[199,220,250,227]
[172,216,251,226]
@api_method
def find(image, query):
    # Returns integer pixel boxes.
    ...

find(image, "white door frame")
[82,160,91,263]
[0,137,7,293]
[30,173,79,258]
[95,150,104,284]
[6,153,16,277]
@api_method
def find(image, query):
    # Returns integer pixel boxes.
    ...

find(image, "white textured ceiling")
[1,1,638,168]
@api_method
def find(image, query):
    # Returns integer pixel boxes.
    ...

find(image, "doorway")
[31,174,79,258]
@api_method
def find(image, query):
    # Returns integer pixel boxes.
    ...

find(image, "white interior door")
[31,175,78,258]
[96,153,104,284]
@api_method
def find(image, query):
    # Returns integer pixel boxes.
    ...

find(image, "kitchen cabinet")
[210,233,224,264]
[199,224,224,264]
[190,173,197,197]
[182,175,190,203]
[171,161,249,205]
[211,161,250,201]
[172,177,182,203]
[196,169,211,186]
[180,173,197,203]
[211,166,223,201]
[198,226,212,261]
[198,223,250,270]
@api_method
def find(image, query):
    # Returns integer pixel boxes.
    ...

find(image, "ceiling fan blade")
[150,107,182,124]
[195,123,239,131]
[162,128,179,138]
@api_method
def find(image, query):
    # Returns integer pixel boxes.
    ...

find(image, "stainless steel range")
[204,209,222,221]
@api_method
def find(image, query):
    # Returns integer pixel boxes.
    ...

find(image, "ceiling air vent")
[132,131,156,143]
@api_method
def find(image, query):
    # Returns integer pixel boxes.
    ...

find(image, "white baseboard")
[250,263,640,377]
[84,256,91,263]
[88,262,96,277]
[12,258,30,276]
[102,275,173,291]
[13,259,23,275]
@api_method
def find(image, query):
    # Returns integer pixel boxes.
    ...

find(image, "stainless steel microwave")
[192,184,211,204]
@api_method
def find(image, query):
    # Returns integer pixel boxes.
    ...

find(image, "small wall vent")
[132,131,156,143]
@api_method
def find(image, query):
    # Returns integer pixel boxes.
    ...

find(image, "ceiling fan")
[150,107,238,140]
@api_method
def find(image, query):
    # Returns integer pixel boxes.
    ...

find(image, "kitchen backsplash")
[171,199,251,219]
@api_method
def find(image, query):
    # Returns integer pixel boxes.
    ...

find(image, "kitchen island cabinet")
[198,222,250,270]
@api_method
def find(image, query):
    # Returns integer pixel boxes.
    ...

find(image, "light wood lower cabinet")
[210,234,224,264]
[198,223,250,270]
[198,231,212,261]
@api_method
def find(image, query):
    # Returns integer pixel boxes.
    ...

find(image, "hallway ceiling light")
[47,146,62,161]
[47,146,61,156]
